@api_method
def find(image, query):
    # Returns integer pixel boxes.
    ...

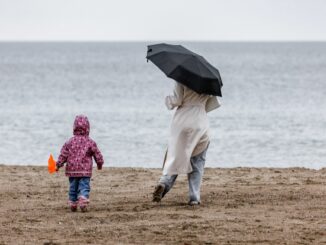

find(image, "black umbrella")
[146,43,223,96]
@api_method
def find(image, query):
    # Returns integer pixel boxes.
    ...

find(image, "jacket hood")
[73,115,90,136]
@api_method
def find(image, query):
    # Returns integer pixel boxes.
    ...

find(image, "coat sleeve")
[205,96,221,113]
[56,142,69,168]
[165,83,184,110]
[91,142,104,169]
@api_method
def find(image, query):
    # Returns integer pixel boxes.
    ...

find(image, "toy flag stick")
[48,154,57,174]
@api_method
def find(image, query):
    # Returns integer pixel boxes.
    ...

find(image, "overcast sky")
[0,0,325,41]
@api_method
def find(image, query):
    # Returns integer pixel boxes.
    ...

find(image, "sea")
[0,42,325,168]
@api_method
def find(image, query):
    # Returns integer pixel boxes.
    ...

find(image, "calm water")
[0,42,325,168]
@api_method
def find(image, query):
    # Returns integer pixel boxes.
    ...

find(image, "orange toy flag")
[48,154,57,174]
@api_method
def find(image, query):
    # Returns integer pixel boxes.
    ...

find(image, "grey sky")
[0,0,325,41]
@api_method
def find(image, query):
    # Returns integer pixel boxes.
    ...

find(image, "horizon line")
[0,40,326,43]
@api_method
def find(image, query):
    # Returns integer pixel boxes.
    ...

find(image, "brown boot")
[152,184,165,202]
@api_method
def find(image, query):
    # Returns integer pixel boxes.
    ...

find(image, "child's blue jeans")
[68,177,91,202]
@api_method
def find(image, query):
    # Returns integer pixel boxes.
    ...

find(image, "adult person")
[152,82,221,205]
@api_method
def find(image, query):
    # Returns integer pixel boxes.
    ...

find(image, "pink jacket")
[56,115,104,177]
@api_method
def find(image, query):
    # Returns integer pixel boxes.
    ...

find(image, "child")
[56,115,104,212]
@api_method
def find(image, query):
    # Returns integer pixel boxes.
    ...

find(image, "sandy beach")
[1,165,326,244]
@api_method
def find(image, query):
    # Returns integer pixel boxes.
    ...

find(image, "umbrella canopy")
[146,43,223,96]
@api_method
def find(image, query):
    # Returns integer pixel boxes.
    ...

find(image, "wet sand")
[1,165,326,244]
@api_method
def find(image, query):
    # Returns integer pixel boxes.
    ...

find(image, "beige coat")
[163,82,221,175]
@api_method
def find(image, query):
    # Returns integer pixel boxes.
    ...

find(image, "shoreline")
[2,165,326,244]
[1,163,325,170]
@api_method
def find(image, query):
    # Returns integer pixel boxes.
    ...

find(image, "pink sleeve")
[56,142,69,168]
[92,142,104,168]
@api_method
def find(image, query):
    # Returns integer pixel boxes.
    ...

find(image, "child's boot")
[78,196,89,212]
[68,200,78,212]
